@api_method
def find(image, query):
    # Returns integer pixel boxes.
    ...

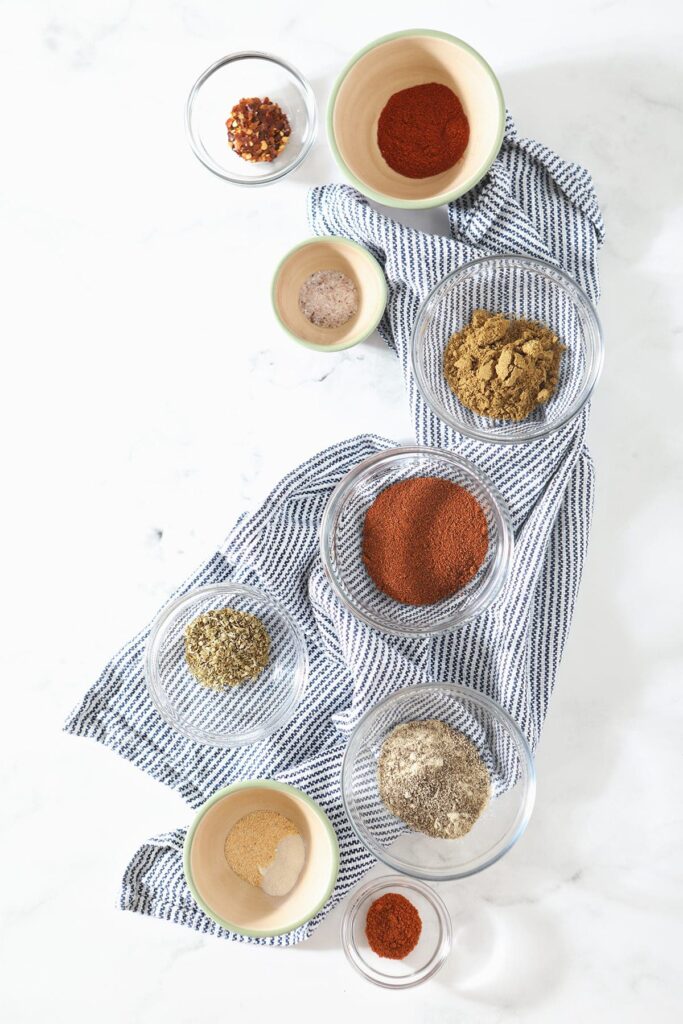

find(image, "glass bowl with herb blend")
[342,683,535,882]
[340,875,451,989]
[320,446,513,636]
[186,52,316,186]
[412,254,604,444]
[145,583,307,747]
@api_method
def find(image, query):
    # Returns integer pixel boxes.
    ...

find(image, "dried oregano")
[184,607,270,690]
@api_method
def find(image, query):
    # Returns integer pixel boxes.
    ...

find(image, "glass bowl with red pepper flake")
[186,52,317,186]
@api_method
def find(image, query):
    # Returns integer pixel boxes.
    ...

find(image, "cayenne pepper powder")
[377,82,470,179]
[366,892,422,960]
[362,476,488,605]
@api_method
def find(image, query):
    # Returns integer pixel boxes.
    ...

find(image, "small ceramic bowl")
[328,29,505,209]
[145,583,307,747]
[341,875,452,988]
[184,780,339,938]
[272,237,387,351]
[342,684,536,881]
[319,446,513,636]
[412,255,604,443]
[186,52,316,186]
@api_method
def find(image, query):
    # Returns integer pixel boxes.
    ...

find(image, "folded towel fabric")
[65,115,603,944]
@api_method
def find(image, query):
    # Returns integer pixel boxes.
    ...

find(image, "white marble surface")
[2,1,682,1020]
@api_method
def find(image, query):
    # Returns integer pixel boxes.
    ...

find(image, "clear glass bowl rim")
[340,873,452,988]
[410,253,604,444]
[185,51,317,185]
[319,445,514,637]
[341,682,537,881]
[144,582,308,747]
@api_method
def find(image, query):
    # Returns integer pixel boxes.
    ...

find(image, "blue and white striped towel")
[65,116,603,944]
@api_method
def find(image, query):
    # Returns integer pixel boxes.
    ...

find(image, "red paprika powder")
[377,82,470,179]
[365,892,422,960]
[362,475,489,606]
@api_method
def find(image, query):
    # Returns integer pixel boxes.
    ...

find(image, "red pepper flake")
[365,892,422,960]
[226,96,291,163]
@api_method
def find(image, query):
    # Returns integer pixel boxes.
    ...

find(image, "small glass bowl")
[341,875,452,988]
[185,52,317,185]
[342,683,536,881]
[145,583,308,747]
[411,255,604,444]
[319,446,513,636]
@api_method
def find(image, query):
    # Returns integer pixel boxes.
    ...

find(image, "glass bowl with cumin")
[145,583,307,747]
[411,254,604,444]
[320,446,513,637]
[342,683,536,882]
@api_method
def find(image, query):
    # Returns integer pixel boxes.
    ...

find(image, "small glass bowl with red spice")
[186,52,316,186]
[341,875,452,988]
[319,446,513,636]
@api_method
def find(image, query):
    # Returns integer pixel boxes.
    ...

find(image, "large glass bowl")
[319,446,513,636]
[341,683,536,881]
[145,583,307,747]
[411,255,604,444]
[186,52,316,185]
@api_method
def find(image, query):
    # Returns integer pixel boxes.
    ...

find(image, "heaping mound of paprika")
[377,82,470,179]
[365,892,422,960]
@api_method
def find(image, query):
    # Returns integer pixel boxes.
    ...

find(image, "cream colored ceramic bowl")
[184,780,339,937]
[328,29,505,209]
[272,236,387,352]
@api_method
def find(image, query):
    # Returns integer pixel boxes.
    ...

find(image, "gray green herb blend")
[378,719,490,839]
[184,607,270,690]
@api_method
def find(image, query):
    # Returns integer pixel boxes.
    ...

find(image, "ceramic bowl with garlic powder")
[184,779,339,938]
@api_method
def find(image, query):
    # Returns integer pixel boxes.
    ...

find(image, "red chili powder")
[362,475,489,606]
[365,892,422,960]
[377,82,470,179]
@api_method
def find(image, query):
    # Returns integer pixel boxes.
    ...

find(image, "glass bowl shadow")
[186,52,317,186]
[319,446,513,636]
[341,683,536,881]
[411,255,604,444]
[145,583,308,747]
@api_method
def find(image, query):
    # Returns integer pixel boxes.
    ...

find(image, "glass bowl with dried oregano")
[186,52,317,186]
[145,583,308,747]
[412,254,604,444]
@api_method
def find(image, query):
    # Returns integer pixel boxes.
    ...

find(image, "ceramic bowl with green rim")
[271,236,387,352]
[328,29,505,209]
[183,779,339,938]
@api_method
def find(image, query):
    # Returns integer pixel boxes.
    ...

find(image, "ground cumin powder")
[443,309,565,421]
[362,476,488,606]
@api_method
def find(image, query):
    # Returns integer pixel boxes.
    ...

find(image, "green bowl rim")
[183,779,340,938]
[271,235,388,352]
[326,28,506,210]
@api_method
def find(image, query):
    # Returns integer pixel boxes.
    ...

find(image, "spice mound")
[362,475,488,606]
[377,82,470,179]
[378,719,490,839]
[184,607,270,690]
[366,892,422,960]
[226,96,290,163]
[299,269,359,329]
[224,810,305,897]
[444,309,565,421]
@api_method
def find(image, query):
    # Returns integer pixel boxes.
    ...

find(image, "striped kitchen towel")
[65,115,604,944]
